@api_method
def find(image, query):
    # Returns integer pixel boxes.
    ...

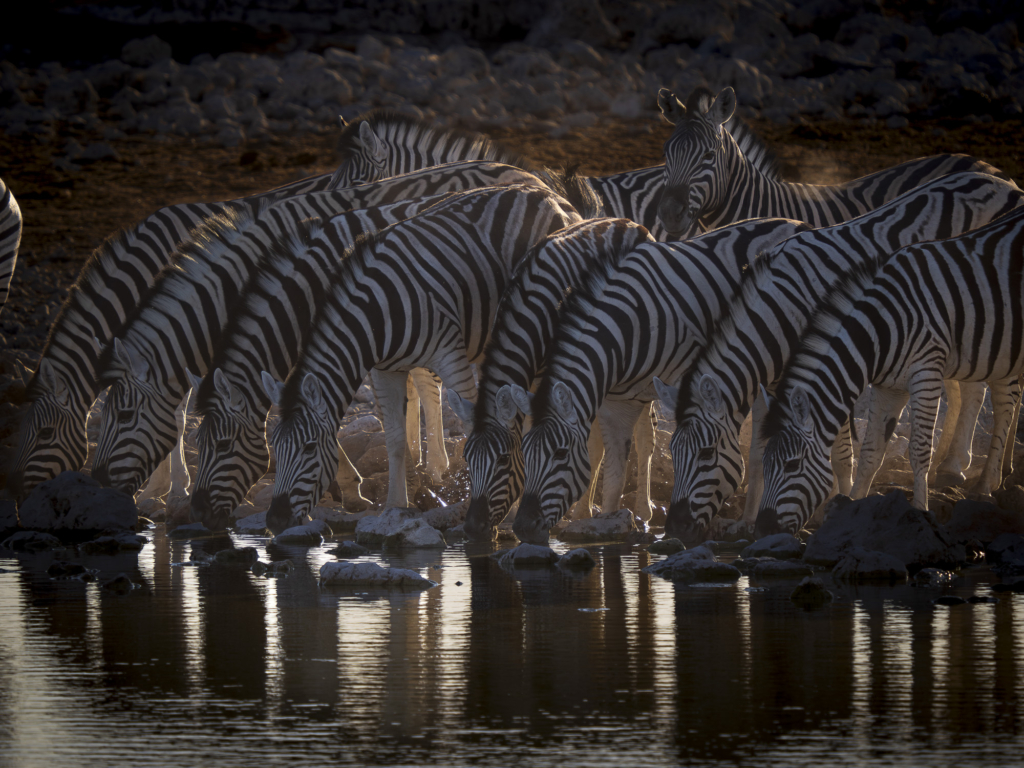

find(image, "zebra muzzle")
[754,506,781,540]
[665,499,708,546]
[464,496,497,542]
[266,495,298,535]
[511,494,550,545]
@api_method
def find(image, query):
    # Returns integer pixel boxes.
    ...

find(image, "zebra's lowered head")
[757,385,833,537]
[452,386,525,541]
[265,371,338,535]
[9,359,87,503]
[515,380,591,544]
[190,368,268,531]
[657,86,737,238]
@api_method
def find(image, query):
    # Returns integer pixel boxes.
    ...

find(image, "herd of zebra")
[3,84,1024,549]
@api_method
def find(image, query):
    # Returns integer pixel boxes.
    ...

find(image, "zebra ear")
[185,367,204,394]
[698,374,726,417]
[35,358,69,406]
[447,389,476,429]
[16,359,34,388]
[652,376,679,409]
[213,368,244,412]
[759,383,776,410]
[338,115,348,128]
[550,381,579,426]
[261,371,285,407]
[709,87,736,127]
[494,385,519,427]
[113,338,150,382]
[358,120,387,164]
[657,88,686,125]
[301,373,330,419]
[510,384,534,418]
[789,386,813,433]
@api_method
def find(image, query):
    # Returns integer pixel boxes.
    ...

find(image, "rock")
[1,531,62,551]
[557,548,597,570]
[445,524,468,543]
[642,545,742,582]
[790,577,833,609]
[19,471,138,534]
[422,500,468,531]
[122,36,172,67]
[945,498,1024,543]
[934,595,967,606]
[832,547,909,582]
[101,573,135,594]
[751,559,815,580]
[986,532,1024,564]
[355,507,425,547]
[78,533,147,555]
[526,0,621,49]
[803,492,958,568]
[315,508,377,534]
[213,546,259,567]
[319,560,435,589]
[0,499,18,535]
[559,508,637,543]
[383,517,446,549]
[234,510,268,534]
[741,533,804,560]
[78,142,120,163]
[47,561,88,578]
[648,537,686,555]
[273,519,331,546]
[493,542,560,568]
[253,559,292,577]
[330,540,369,559]
[167,522,212,540]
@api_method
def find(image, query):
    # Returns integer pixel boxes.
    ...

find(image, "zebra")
[90,190,462,498]
[264,184,580,534]
[512,217,811,544]
[187,195,455,531]
[0,177,22,314]
[656,86,1013,238]
[327,109,673,239]
[8,161,543,502]
[661,172,1024,545]
[758,204,1024,535]
[446,217,655,541]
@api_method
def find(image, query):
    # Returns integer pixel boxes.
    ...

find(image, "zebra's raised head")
[265,371,339,534]
[757,385,833,537]
[328,109,531,191]
[453,385,525,541]
[515,380,591,544]
[9,359,87,502]
[190,368,268,531]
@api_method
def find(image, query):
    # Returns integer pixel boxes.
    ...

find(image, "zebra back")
[0,177,22,315]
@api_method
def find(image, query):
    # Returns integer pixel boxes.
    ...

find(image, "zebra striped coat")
[664,172,1024,545]
[188,195,451,530]
[91,191,453,497]
[447,218,654,541]
[513,218,810,544]
[656,86,1012,238]
[759,204,1024,535]
[0,177,22,314]
[264,184,580,534]
[9,161,541,502]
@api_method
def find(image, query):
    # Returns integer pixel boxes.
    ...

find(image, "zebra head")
[452,386,524,541]
[91,338,180,495]
[9,359,87,502]
[265,372,337,535]
[191,368,269,531]
[758,386,833,537]
[657,86,736,238]
[328,120,389,190]
[515,381,590,544]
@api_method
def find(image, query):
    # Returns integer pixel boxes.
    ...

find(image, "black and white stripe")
[759,204,1024,534]
[656,86,1013,238]
[513,217,810,544]
[449,217,655,540]
[665,172,1024,544]
[265,184,580,534]
[0,177,22,314]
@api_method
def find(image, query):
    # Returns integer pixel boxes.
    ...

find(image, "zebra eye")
[553,448,569,461]
[302,441,317,455]
[117,409,133,425]
[38,427,55,441]
[784,458,800,474]
[496,453,510,467]
[703,150,715,160]
[697,447,715,462]
[215,439,232,453]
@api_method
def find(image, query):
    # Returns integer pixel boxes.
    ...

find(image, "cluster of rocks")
[2,0,1021,149]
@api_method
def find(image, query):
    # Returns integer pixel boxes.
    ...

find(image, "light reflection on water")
[0,526,1022,767]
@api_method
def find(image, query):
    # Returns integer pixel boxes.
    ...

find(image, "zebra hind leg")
[974,379,1020,497]
[411,368,449,485]
[570,423,604,520]
[631,401,656,523]
[932,380,985,488]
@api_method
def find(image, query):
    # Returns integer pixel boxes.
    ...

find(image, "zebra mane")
[680,87,780,182]
[336,108,535,172]
[96,206,258,385]
[546,162,603,219]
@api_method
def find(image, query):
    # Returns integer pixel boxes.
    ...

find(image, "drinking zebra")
[9,161,542,502]
[447,217,655,541]
[90,191,458,498]
[265,184,580,534]
[656,86,1012,238]
[663,172,1024,544]
[758,204,1024,535]
[513,218,810,544]
[0,177,22,315]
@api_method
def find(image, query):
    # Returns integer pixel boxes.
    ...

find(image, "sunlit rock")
[422,500,468,531]
[559,508,636,543]
[213,546,259,567]
[319,560,435,589]
[274,519,331,546]
[493,542,559,568]
[741,533,804,560]
[648,537,686,555]
[557,548,596,570]
[642,545,741,582]
[330,540,369,559]
[355,507,423,547]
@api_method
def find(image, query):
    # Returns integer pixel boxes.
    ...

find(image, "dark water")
[1,526,1022,767]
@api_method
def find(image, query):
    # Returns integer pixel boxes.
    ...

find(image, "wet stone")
[790,577,833,609]
[47,561,88,578]
[832,547,909,582]
[101,573,135,594]
[319,560,435,589]
[234,510,268,534]
[330,540,369,559]
[19,471,138,533]
[274,519,331,546]
[558,548,597,570]
[78,533,147,554]
[752,559,814,580]
[559,508,636,543]
[642,545,742,583]
[648,537,686,555]
[741,533,804,560]
[355,507,423,547]
[985,533,1024,564]
[213,546,259,567]
[493,542,560,568]
[167,522,212,540]
[2,531,62,551]
[934,595,967,606]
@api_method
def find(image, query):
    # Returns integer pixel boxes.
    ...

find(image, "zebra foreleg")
[741,388,771,526]
[411,368,449,484]
[932,381,985,487]
[974,378,1020,497]
[831,418,854,497]
[168,387,193,498]
[1000,377,1022,481]
[405,373,422,468]
[851,386,909,498]
[631,401,656,523]
[595,398,648,516]
[570,424,603,520]
[907,369,944,510]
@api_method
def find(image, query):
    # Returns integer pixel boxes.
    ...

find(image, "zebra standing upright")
[90,190,461,498]
[758,204,1024,535]
[9,161,542,502]
[447,217,655,541]
[0,177,22,314]
[512,217,810,544]
[662,172,1024,544]
[264,184,580,534]
[656,86,1013,238]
